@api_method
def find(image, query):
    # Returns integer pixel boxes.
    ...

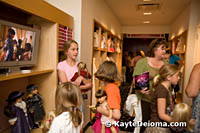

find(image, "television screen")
[0,19,40,68]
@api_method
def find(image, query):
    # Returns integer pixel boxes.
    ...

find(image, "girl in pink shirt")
[57,40,92,91]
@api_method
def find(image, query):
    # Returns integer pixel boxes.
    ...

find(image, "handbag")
[125,93,142,133]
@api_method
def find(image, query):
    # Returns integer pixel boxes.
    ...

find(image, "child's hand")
[88,105,97,113]
[140,87,150,95]
[88,105,95,108]
[189,118,195,126]
[9,121,16,125]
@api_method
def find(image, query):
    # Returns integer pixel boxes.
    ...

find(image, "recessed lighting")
[143,12,152,15]
[143,21,150,24]
[143,0,152,2]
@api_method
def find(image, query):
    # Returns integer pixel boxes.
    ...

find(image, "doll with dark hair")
[90,89,116,133]
[26,84,45,128]
[4,91,33,133]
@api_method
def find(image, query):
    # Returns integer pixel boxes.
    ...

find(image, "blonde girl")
[145,64,180,133]
[171,103,192,132]
[49,82,83,133]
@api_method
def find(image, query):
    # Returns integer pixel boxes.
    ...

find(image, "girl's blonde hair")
[95,61,120,82]
[153,64,179,88]
[172,103,192,130]
[55,82,82,127]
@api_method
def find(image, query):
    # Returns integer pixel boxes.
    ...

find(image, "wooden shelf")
[175,51,185,54]
[0,69,54,82]
[93,47,108,52]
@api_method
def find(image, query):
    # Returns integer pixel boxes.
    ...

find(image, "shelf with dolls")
[0,0,73,132]
[169,30,187,102]
[92,20,122,94]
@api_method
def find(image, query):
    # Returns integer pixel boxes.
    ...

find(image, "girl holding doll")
[57,40,92,91]
[92,60,121,133]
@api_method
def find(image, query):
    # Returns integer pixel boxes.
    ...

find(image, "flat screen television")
[0,19,40,71]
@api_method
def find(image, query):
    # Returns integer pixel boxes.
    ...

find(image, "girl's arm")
[185,64,200,98]
[57,69,68,83]
[79,76,92,90]
[157,98,172,123]
[97,106,121,120]
[106,104,113,119]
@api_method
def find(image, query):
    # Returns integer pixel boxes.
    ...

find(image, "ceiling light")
[143,0,152,1]
[143,21,150,24]
[137,3,160,11]
[143,12,152,15]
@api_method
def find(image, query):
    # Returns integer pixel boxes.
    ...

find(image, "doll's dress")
[100,101,115,125]
[10,101,33,133]
[26,94,45,123]
[71,70,91,82]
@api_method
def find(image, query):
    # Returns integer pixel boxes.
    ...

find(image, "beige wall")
[169,5,190,39]
[183,0,200,104]
[122,25,170,34]
[81,0,121,72]
[170,0,200,105]
[45,0,82,60]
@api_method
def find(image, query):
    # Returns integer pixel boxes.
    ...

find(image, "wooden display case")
[0,0,73,132]
[169,31,187,102]
[91,20,122,105]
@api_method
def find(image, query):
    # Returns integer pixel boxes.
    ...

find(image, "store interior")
[0,0,200,132]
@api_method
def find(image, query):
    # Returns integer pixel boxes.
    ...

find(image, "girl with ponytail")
[145,64,180,133]
[49,82,83,133]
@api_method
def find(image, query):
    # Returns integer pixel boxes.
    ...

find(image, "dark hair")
[26,84,38,93]
[7,28,15,39]
[4,104,16,118]
[56,82,82,127]
[25,43,32,51]
[136,50,142,56]
[95,61,120,82]
[147,39,168,57]
[18,39,22,47]
[95,89,107,99]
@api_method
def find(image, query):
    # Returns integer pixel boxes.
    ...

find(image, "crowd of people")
[4,39,200,133]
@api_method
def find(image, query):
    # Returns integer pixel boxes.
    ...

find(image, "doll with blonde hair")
[42,111,56,132]
[71,62,91,85]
